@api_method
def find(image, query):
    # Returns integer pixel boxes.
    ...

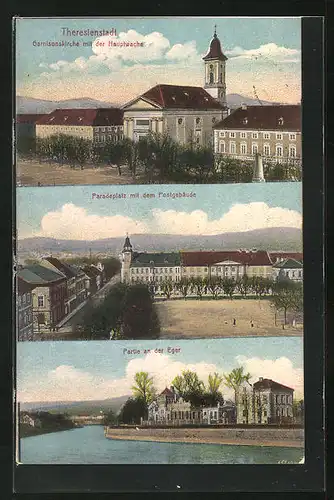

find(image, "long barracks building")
[120,236,303,287]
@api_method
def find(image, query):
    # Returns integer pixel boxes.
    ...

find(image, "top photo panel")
[15,17,301,187]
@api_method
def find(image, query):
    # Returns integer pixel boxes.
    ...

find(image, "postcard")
[14,15,311,484]
[15,16,301,187]
[16,337,304,465]
[16,182,303,341]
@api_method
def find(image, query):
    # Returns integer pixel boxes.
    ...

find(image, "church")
[121,28,229,147]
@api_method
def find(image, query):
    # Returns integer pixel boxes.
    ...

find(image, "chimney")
[252,152,265,183]
[241,102,247,110]
[259,377,263,381]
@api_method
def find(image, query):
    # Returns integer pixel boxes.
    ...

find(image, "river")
[20,426,304,464]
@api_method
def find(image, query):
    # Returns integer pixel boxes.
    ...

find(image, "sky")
[16,182,302,240]
[16,337,304,403]
[15,17,301,104]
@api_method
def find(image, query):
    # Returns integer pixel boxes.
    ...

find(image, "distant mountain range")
[17,228,302,257]
[16,93,283,114]
[16,96,118,114]
[20,396,129,415]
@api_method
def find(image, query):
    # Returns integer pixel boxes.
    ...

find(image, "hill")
[16,94,285,114]
[20,396,129,416]
[17,228,302,259]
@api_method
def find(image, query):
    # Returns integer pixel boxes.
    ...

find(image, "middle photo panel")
[17,182,303,341]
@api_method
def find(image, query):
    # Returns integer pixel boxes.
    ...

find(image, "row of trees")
[79,282,160,340]
[18,132,301,183]
[147,275,276,300]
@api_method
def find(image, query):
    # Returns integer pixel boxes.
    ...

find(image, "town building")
[42,257,87,314]
[121,29,229,147]
[272,258,303,282]
[145,386,236,426]
[236,377,294,425]
[213,104,301,165]
[35,108,124,143]
[17,277,35,341]
[16,114,47,142]
[119,236,303,290]
[82,265,104,296]
[17,264,67,333]
[122,84,225,147]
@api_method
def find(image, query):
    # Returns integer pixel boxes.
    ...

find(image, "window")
[230,142,236,154]
[219,141,226,153]
[240,143,247,154]
[209,72,214,84]
[243,118,248,125]
[37,295,44,307]
[252,143,258,154]
[276,145,283,157]
[240,132,247,138]
[220,131,225,138]
[22,294,26,304]
[196,117,200,125]
[264,410,267,416]
[263,144,270,156]
[252,132,258,139]
[276,133,283,140]
[278,117,284,125]
[178,118,183,125]
[135,119,150,126]
[229,132,236,138]
[289,145,296,157]
[263,132,270,139]
[289,133,296,140]
[212,117,216,123]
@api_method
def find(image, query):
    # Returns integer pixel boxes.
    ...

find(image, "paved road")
[42,274,121,336]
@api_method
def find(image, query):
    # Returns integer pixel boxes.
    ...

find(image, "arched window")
[220,73,223,83]
[209,72,214,84]
[276,145,283,157]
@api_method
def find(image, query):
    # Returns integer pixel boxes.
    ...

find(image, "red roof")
[16,114,47,124]
[269,252,303,264]
[253,378,294,392]
[181,250,272,267]
[140,84,224,110]
[35,108,123,126]
[214,105,301,131]
[203,34,228,62]
[247,250,272,266]
[159,387,174,396]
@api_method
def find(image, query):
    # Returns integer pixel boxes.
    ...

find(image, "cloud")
[150,203,302,235]
[235,355,304,398]
[226,43,300,63]
[38,30,200,78]
[165,40,199,62]
[32,202,302,240]
[18,351,303,403]
[38,203,149,240]
[17,352,220,403]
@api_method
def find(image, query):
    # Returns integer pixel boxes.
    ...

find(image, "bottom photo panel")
[16,337,304,465]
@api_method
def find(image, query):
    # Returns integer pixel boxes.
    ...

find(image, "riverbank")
[105,427,304,448]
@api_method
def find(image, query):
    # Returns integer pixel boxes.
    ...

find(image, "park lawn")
[16,159,143,186]
[155,298,303,338]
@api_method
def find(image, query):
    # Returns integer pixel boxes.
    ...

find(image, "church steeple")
[203,27,228,109]
[122,233,132,253]
[120,234,133,284]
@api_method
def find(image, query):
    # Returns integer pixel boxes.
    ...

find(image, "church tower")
[203,27,228,110]
[120,234,132,283]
